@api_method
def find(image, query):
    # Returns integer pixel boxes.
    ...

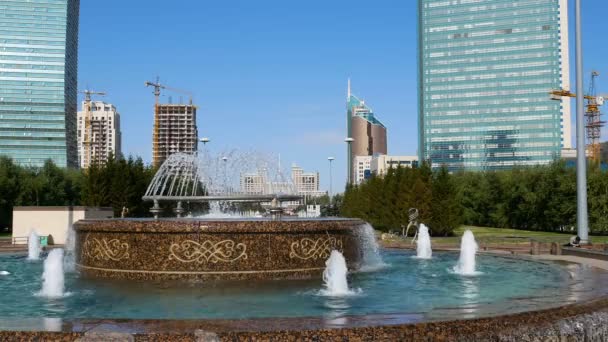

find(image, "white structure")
[561,148,590,160]
[298,205,321,218]
[240,165,325,197]
[77,101,122,168]
[240,171,267,195]
[291,164,325,197]
[354,156,372,184]
[12,206,113,245]
[371,155,418,177]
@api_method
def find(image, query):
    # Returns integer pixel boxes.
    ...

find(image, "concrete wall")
[12,206,113,245]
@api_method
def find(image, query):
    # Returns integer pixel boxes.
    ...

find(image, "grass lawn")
[429,226,608,245]
[380,225,608,246]
[0,232,10,238]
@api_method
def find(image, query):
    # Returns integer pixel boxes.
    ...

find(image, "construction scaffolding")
[145,78,197,167]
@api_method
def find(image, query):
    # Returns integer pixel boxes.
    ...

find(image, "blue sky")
[78,0,607,192]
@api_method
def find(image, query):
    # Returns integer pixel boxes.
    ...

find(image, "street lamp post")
[222,156,228,194]
[199,137,210,157]
[344,137,354,185]
[574,0,589,243]
[327,157,335,198]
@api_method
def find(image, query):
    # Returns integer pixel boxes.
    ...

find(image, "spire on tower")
[347,78,351,100]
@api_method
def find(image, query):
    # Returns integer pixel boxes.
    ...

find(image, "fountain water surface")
[37,249,66,298]
[415,224,432,259]
[27,230,40,261]
[454,230,478,275]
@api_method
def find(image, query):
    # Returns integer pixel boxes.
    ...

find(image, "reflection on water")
[459,277,480,318]
[43,317,62,331]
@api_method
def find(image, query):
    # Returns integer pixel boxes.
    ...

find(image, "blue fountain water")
[0,249,570,321]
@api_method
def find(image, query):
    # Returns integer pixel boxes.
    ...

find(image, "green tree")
[430,166,460,236]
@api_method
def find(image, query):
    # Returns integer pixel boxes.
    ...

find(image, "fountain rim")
[72,216,367,234]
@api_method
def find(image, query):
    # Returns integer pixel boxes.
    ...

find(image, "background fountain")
[416,224,432,259]
[454,230,478,275]
[143,151,302,218]
[320,250,355,296]
[37,249,65,298]
[27,230,40,261]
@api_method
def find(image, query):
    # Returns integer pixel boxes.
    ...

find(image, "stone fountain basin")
[74,218,365,281]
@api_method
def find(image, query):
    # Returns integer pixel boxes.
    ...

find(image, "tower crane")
[584,71,605,163]
[550,71,606,164]
[79,89,106,168]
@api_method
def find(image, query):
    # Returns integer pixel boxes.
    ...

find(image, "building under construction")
[153,103,198,167]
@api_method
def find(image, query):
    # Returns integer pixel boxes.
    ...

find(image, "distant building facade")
[418,0,571,171]
[77,101,121,168]
[240,164,324,197]
[240,170,267,195]
[0,0,80,167]
[347,81,387,182]
[291,164,325,197]
[153,104,198,167]
[354,155,372,185]
[371,155,419,177]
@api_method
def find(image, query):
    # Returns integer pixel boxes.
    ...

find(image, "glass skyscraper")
[418,0,571,171]
[0,0,80,168]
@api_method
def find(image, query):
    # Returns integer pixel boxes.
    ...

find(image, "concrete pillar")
[551,242,562,255]
[530,241,541,255]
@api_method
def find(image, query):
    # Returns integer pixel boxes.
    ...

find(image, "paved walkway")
[531,254,608,271]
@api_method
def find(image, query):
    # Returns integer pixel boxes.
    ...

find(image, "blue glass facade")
[418,0,571,171]
[0,0,79,168]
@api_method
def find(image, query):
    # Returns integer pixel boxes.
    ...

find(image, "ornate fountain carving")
[169,239,248,263]
[83,237,130,261]
[289,237,343,260]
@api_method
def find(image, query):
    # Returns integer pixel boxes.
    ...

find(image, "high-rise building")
[291,164,325,197]
[153,104,198,167]
[418,0,571,171]
[0,0,80,167]
[240,170,267,195]
[77,101,121,168]
[347,80,387,183]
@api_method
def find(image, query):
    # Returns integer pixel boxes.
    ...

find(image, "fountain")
[320,250,355,296]
[74,152,370,281]
[415,223,432,259]
[37,249,65,298]
[27,230,40,261]
[454,230,478,275]
[0,152,599,340]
